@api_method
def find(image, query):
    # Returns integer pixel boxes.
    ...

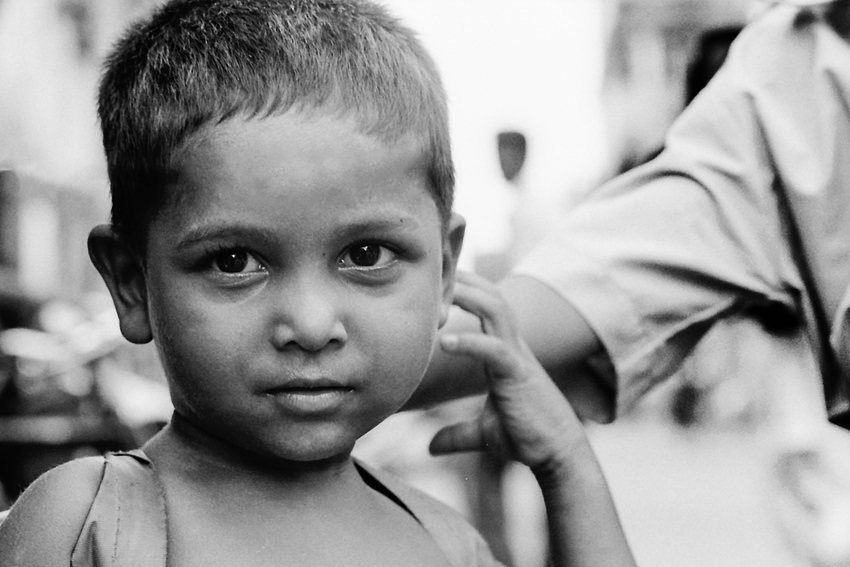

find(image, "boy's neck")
[140,414,456,567]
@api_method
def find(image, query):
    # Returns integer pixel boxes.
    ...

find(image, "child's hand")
[429,271,587,474]
[431,272,637,567]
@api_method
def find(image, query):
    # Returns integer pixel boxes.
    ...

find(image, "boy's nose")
[269,280,348,352]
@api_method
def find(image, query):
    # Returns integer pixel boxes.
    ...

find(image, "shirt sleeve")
[514,6,812,413]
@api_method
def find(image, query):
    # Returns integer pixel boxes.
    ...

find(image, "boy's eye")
[213,250,265,274]
[339,243,396,269]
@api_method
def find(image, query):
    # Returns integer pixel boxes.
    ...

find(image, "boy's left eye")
[338,243,397,269]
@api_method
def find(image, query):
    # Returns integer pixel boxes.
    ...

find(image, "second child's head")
[90,0,464,464]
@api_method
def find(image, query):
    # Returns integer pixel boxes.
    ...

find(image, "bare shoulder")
[0,456,106,566]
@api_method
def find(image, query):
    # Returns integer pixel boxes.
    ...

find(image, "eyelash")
[337,241,401,271]
[203,245,266,275]
[198,241,402,274]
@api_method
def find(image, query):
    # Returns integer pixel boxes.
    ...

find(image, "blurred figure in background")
[0,171,39,331]
[606,23,746,428]
[417,1,850,564]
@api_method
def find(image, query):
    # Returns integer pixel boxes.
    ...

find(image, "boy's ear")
[88,224,153,344]
[439,213,466,328]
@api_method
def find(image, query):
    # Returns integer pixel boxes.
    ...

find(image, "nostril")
[269,280,347,351]
[270,320,347,352]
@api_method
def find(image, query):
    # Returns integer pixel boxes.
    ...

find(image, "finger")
[429,420,485,455]
[440,332,525,386]
[451,275,518,341]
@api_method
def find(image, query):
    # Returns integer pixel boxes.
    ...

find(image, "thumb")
[429,419,485,456]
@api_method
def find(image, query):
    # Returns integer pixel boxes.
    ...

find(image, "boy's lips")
[263,378,354,414]
[267,377,350,390]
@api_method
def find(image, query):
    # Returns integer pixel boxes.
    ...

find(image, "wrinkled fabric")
[70,451,167,567]
[516,4,850,564]
[515,3,850,419]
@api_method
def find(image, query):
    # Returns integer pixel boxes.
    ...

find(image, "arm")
[415,8,812,419]
[0,457,105,566]
[430,272,635,567]
[409,274,615,422]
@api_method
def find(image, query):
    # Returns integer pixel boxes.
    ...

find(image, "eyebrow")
[175,224,280,250]
[334,214,423,236]
[175,212,424,250]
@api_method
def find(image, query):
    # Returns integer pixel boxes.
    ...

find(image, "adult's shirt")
[515,3,850,420]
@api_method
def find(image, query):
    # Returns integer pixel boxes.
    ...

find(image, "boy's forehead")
[179,108,430,170]
[161,110,439,221]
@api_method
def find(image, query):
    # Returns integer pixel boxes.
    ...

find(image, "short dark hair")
[98,0,453,254]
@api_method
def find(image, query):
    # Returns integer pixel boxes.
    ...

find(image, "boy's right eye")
[212,249,265,274]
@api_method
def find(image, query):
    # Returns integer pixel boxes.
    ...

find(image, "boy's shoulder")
[0,450,166,567]
[356,460,504,566]
[0,455,107,566]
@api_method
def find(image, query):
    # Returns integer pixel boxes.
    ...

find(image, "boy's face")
[99,109,463,463]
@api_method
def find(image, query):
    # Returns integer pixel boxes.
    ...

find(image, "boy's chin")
[243,430,362,467]
[259,443,359,470]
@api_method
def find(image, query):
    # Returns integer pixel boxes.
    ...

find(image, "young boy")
[0,1,634,566]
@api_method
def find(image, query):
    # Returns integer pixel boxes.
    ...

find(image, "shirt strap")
[71,450,167,567]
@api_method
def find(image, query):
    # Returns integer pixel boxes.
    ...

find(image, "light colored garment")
[515,2,850,419]
[516,4,850,564]
[66,450,504,567]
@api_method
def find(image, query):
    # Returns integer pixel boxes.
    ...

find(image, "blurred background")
[0,0,810,565]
